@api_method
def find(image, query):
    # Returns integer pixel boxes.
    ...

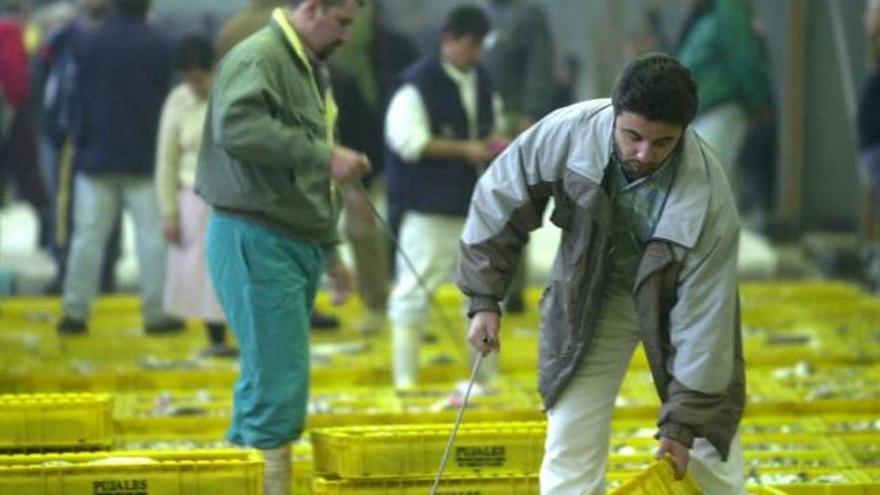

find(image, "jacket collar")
[572,99,710,250]
[271,8,315,74]
[269,7,338,130]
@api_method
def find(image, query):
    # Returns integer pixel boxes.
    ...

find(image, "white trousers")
[389,213,463,388]
[540,289,746,495]
[388,212,497,388]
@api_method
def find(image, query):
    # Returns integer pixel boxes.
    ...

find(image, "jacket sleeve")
[212,55,332,171]
[455,114,572,315]
[659,207,741,452]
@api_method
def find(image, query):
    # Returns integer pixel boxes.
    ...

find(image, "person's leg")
[122,175,177,330]
[343,183,389,334]
[692,103,748,198]
[206,213,322,495]
[689,432,746,494]
[100,214,122,293]
[60,174,121,329]
[50,155,119,295]
[861,146,880,292]
[164,188,230,350]
[861,146,880,220]
[540,290,641,495]
[49,142,75,294]
[206,321,227,345]
[38,138,59,253]
[260,444,292,495]
[6,109,51,247]
[200,321,239,358]
[388,213,464,389]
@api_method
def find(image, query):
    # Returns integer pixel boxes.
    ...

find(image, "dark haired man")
[457,53,746,494]
[384,5,505,390]
[195,1,367,494]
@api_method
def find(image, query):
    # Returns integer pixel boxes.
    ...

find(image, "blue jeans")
[62,173,166,322]
[205,213,324,449]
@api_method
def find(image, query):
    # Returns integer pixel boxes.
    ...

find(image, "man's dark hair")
[176,33,215,72]
[113,0,150,17]
[443,5,491,39]
[611,53,698,127]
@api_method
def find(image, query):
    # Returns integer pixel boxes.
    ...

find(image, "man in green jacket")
[216,0,346,331]
[195,1,367,494]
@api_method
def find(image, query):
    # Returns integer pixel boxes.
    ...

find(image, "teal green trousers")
[206,213,324,448]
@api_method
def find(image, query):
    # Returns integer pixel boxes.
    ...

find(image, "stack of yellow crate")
[0,393,264,494]
[1,281,880,494]
[0,449,263,494]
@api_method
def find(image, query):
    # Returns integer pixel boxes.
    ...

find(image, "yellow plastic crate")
[0,393,113,451]
[0,368,240,394]
[835,434,880,468]
[739,417,828,436]
[312,474,538,494]
[750,488,793,495]
[608,458,701,494]
[745,445,854,470]
[740,282,866,305]
[746,468,874,495]
[309,386,541,428]
[312,422,545,478]
[862,468,880,482]
[0,449,263,495]
[821,415,880,435]
[605,433,848,473]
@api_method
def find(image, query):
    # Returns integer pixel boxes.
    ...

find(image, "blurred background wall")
[19,0,876,233]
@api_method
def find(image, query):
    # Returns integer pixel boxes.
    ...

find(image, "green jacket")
[677,0,772,115]
[196,10,340,245]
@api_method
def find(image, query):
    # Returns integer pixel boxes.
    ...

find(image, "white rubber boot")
[392,324,421,390]
[260,444,291,495]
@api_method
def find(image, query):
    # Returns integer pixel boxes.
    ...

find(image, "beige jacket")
[455,99,745,459]
[155,84,207,224]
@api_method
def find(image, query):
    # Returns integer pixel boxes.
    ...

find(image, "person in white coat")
[155,34,236,357]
